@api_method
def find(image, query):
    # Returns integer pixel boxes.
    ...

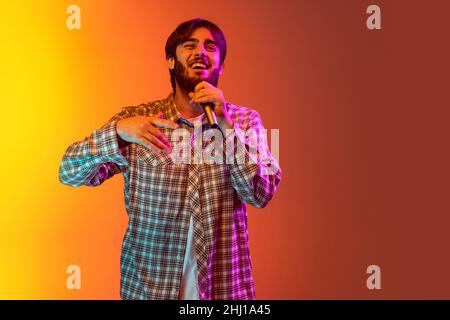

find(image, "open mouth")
[189,61,209,70]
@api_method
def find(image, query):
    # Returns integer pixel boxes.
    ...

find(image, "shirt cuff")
[92,120,129,166]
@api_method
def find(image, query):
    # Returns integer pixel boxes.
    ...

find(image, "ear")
[219,62,225,75]
[167,57,175,70]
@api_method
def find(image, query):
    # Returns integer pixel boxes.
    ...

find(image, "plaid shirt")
[59,93,282,300]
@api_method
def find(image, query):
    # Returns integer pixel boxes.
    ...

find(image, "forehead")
[182,27,216,44]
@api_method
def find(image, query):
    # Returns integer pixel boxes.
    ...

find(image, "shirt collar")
[162,92,183,122]
[162,92,208,128]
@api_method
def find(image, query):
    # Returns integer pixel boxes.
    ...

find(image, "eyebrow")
[184,38,217,46]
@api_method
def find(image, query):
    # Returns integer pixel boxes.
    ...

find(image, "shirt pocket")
[133,143,174,166]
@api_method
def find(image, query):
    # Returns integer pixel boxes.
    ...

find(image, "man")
[59,18,281,300]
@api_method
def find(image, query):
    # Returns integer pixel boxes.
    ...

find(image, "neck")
[173,84,203,119]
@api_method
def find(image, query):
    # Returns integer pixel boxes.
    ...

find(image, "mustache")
[173,59,220,91]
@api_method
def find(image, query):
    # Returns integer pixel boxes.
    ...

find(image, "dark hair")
[165,18,227,92]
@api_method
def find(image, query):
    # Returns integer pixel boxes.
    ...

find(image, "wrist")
[115,121,130,148]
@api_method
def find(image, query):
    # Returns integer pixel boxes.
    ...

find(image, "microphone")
[201,102,219,129]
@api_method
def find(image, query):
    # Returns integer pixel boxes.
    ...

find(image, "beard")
[173,58,220,93]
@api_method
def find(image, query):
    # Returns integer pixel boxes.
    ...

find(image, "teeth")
[191,62,207,69]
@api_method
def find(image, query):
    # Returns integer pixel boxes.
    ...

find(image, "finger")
[190,89,215,103]
[142,132,171,151]
[192,96,217,105]
[138,136,161,152]
[194,81,212,92]
[194,89,216,99]
[193,88,213,96]
[149,112,166,121]
[150,117,180,129]
[192,91,214,101]
[147,126,172,148]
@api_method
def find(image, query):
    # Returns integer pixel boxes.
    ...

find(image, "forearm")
[226,117,282,208]
[59,113,130,187]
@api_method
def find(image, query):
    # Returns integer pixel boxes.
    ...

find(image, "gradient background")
[1,0,449,299]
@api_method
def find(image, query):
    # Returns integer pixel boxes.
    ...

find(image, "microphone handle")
[201,103,219,129]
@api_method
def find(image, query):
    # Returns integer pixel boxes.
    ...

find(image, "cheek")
[178,56,188,67]
[175,49,189,66]
[211,54,221,68]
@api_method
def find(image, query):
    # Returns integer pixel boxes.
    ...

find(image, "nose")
[193,44,208,57]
